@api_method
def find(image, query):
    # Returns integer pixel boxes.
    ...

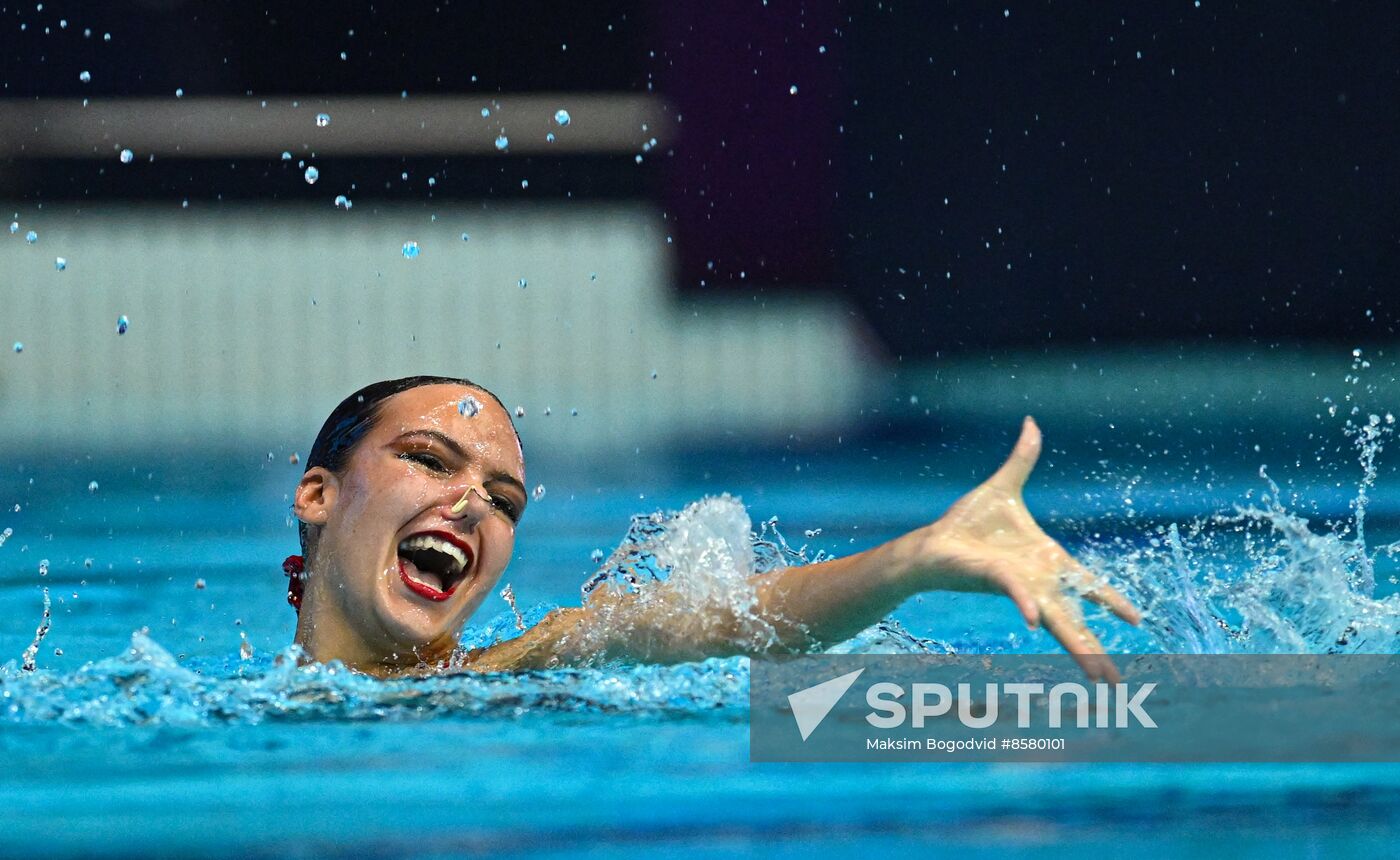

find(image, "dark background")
[4,0,1396,356]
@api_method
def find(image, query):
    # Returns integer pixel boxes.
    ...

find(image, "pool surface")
[2,417,1398,857]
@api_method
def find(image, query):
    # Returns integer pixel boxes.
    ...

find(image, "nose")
[448,483,491,517]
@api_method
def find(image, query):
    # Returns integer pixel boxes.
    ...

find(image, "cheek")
[480,520,517,573]
[339,465,426,525]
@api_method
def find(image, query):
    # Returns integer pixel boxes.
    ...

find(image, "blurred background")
[2,1,1396,468]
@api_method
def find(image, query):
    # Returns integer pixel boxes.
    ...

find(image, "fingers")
[988,416,1042,491]
[1040,602,1122,684]
[998,575,1042,630]
[1082,582,1143,625]
[1062,557,1143,625]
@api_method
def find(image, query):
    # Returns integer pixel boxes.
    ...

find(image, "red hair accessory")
[282,554,306,612]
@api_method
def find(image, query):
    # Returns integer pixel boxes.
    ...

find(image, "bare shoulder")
[456,607,591,673]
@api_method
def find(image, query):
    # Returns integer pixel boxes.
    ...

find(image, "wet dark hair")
[297,375,514,558]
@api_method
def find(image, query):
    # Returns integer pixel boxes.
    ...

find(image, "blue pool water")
[2,417,1398,856]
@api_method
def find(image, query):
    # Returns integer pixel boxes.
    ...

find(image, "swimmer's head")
[290,376,526,670]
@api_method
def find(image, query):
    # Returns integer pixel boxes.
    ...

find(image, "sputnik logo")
[787,668,865,741]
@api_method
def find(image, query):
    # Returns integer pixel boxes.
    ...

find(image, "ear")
[293,467,339,527]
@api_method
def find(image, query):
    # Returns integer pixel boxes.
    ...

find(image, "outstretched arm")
[468,418,1141,680]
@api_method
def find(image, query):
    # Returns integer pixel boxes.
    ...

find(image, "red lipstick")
[399,556,456,601]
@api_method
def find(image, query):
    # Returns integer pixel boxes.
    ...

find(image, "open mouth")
[396,531,473,601]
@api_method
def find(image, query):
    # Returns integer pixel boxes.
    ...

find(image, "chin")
[370,566,491,658]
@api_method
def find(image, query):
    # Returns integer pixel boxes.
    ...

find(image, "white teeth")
[397,535,468,575]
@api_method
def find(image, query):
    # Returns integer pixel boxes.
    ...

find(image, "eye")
[400,451,449,473]
[488,494,520,523]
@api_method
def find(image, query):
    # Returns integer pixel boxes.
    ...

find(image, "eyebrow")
[393,429,528,501]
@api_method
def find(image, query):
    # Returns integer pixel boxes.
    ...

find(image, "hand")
[911,417,1141,682]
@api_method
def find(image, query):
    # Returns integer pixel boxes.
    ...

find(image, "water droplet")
[338,51,347,61]
[635,154,643,164]
[334,194,352,210]
[518,278,527,288]
[78,70,90,83]
[590,549,604,563]
[195,578,206,590]
[1003,8,1010,16]
[804,528,823,537]
[650,369,658,379]
[532,484,546,501]
[514,406,526,418]
[481,107,491,118]
[458,396,483,418]
[546,132,555,143]
[281,151,292,160]
[8,221,16,234]
[520,179,529,189]
[554,109,571,126]
[87,480,99,493]
[304,165,319,184]
[819,45,827,53]
[402,241,420,259]
[103,32,110,41]
[175,88,184,98]
[54,257,66,271]
[119,149,134,164]
[116,315,129,334]
[24,230,37,244]
[570,408,579,416]
[39,559,48,577]
[494,135,509,151]
[789,84,798,95]
[316,112,331,127]
[460,232,470,242]
[11,342,22,354]
[427,177,436,187]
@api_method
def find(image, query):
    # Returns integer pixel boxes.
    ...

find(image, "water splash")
[1082,385,1400,655]
[20,588,50,672]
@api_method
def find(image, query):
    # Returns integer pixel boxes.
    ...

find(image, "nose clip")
[450,484,490,514]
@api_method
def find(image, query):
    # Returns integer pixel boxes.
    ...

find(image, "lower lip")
[398,557,456,602]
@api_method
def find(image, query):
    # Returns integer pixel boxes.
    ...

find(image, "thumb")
[988,416,1042,491]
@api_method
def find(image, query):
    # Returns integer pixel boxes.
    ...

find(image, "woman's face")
[295,384,527,667]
